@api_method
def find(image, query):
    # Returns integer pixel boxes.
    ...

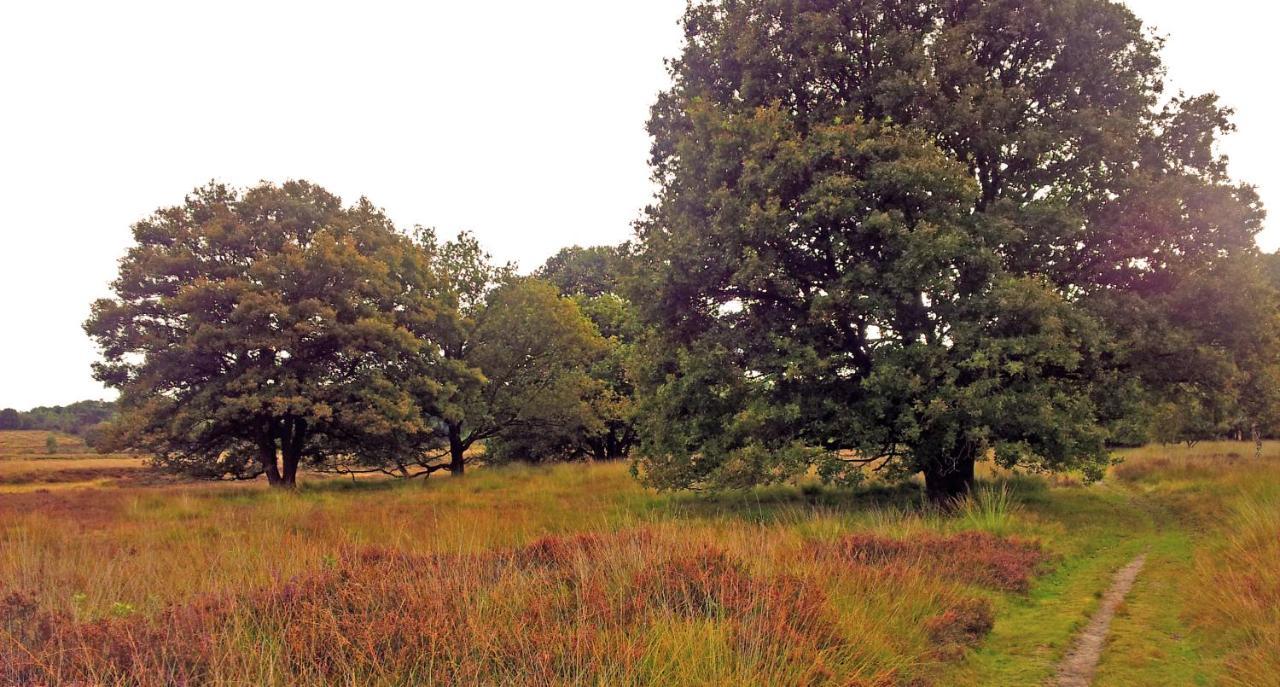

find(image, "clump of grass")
[954,483,1022,536]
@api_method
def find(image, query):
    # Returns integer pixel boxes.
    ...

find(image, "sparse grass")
[0,432,1277,685]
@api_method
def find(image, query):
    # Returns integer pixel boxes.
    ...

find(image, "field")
[0,432,1276,686]
[0,432,148,492]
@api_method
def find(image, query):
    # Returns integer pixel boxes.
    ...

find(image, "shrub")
[924,597,996,659]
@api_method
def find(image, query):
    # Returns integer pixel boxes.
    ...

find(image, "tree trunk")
[279,418,306,489]
[448,423,466,477]
[258,427,283,487]
[923,455,976,505]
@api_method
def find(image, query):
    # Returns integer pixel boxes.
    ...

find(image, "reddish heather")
[0,489,129,529]
[0,531,847,685]
[819,531,1051,592]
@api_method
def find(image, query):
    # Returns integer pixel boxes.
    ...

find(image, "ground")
[0,432,1275,686]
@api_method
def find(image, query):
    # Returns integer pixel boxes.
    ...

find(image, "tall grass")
[953,483,1022,536]
[1191,492,1280,685]
[1108,442,1280,686]
[3,438,1279,685]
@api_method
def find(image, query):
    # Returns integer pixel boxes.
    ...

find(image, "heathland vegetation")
[4,0,1279,685]
[0,432,1276,685]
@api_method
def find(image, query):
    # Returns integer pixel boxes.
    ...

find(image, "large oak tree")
[631,0,1270,500]
[86,181,442,487]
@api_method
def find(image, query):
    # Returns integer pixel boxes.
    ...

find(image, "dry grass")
[1193,492,1280,685]
[1103,442,1280,687]
[0,431,101,458]
[3,520,1026,686]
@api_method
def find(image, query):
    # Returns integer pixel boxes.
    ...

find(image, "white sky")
[0,1,1275,410]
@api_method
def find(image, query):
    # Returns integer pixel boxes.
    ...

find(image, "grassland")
[0,431,147,491]
[0,432,1275,686]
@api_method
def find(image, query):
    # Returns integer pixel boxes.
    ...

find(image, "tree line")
[84,184,639,487]
[84,0,1279,500]
[0,401,115,438]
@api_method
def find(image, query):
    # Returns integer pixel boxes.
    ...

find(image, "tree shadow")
[647,480,928,524]
[646,474,1054,526]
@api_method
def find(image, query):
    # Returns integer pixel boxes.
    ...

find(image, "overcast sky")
[0,1,1275,410]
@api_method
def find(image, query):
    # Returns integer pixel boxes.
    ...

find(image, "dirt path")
[1054,554,1148,687]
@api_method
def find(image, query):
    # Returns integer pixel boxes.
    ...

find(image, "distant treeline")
[0,401,116,436]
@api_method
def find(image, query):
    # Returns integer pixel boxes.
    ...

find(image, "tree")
[574,293,641,460]
[501,246,644,463]
[85,181,444,488]
[1137,257,1280,449]
[631,0,1268,501]
[485,290,641,463]
[322,232,608,477]
[536,245,629,298]
[0,409,21,431]
[45,434,57,455]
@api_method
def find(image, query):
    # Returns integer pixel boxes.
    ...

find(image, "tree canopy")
[536,245,629,298]
[0,400,115,435]
[630,0,1270,500]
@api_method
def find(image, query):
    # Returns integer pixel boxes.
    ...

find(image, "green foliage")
[1115,256,1280,445]
[44,434,57,455]
[85,181,443,487]
[630,0,1270,500]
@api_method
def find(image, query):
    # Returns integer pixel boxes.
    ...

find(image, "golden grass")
[1096,442,1280,687]
[0,430,99,457]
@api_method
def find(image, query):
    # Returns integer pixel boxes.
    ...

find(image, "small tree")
[0,409,21,431]
[322,233,608,477]
[85,181,445,487]
[45,434,57,455]
[528,247,641,462]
